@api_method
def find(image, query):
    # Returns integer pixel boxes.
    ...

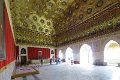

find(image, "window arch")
[80,44,93,64]
[65,47,74,64]
[58,50,63,60]
[104,40,120,65]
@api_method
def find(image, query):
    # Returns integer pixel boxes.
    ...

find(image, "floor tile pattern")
[15,63,120,80]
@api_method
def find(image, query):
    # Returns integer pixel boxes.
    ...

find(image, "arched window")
[21,48,26,54]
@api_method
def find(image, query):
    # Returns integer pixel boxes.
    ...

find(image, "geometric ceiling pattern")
[9,0,120,47]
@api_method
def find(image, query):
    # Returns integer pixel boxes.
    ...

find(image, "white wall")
[57,31,120,63]
[0,61,15,80]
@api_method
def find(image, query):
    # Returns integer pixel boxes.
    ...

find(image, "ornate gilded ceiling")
[9,0,120,47]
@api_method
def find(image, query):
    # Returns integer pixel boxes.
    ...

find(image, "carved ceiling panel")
[9,0,120,47]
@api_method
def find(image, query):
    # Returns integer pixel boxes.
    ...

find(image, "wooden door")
[21,56,27,65]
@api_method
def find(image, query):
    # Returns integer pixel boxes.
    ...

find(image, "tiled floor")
[15,63,120,80]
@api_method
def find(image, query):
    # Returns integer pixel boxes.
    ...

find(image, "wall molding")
[0,60,15,73]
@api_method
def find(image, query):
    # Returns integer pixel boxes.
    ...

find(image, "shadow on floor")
[32,75,42,80]
[23,76,27,80]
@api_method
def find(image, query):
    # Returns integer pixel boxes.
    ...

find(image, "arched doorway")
[80,44,93,64]
[65,47,73,64]
[104,40,120,66]
[20,48,27,65]
[59,50,63,60]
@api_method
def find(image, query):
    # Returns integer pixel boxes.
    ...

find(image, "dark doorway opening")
[21,56,27,65]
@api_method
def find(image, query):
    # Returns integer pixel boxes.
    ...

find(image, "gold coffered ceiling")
[9,0,120,47]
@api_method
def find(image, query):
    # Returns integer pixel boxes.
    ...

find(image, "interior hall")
[0,0,120,80]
